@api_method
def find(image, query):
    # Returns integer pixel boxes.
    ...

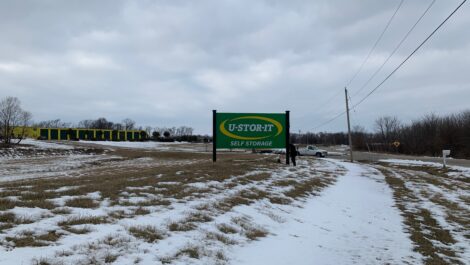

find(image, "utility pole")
[345,88,354,163]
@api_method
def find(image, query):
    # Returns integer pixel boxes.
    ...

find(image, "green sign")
[215,112,286,149]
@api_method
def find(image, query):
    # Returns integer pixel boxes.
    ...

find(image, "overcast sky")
[1,0,469,134]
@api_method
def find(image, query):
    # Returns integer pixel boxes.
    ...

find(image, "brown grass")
[284,177,334,199]
[104,253,119,263]
[65,197,99,208]
[378,167,462,264]
[217,223,238,234]
[175,245,201,259]
[206,231,236,245]
[231,217,269,240]
[168,221,196,232]
[64,225,92,234]
[133,207,150,216]
[58,215,108,227]
[128,225,165,243]
[5,230,62,248]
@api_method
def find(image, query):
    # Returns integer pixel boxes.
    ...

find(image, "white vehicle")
[298,145,328,157]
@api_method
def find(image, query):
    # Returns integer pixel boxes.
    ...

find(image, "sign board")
[215,112,287,149]
[393,141,400,148]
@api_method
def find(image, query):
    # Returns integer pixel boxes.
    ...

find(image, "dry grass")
[268,196,292,205]
[206,231,236,245]
[168,221,196,232]
[378,167,462,264]
[58,215,108,227]
[128,225,165,243]
[217,223,238,234]
[231,217,269,241]
[185,211,213,223]
[284,177,334,199]
[175,245,201,259]
[51,207,72,215]
[133,207,150,216]
[65,197,99,208]
[64,225,92,234]
[5,230,62,248]
[104,253,118,263]
[245,227,269,240]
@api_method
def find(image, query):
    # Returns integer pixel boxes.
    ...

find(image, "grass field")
[0,140,468,264]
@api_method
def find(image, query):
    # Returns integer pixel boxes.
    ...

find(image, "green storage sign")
[215,112,286,149]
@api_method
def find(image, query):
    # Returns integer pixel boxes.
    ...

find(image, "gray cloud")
[1,0,468,133]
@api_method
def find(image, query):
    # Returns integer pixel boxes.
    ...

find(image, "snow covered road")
[232,160,421,265]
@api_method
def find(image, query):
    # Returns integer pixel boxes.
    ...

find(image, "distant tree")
[145,126,152,136]
[375,116,401,143]
[93,118,113,129]
[0,97,32,145]
[152,131,160,139]
[36,119,70,128]
[122,118,135,130]
[78,119,94,129]
[163,131,170,138]
[15,111,32,144]
[113,123,123,130]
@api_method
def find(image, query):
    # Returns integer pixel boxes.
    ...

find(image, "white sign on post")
[442,150,450,168]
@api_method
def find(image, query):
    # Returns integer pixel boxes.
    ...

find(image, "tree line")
[291,110,470,159]
[0,96,199,145]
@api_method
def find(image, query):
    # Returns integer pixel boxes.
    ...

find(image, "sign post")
[286,110,290,165]
[442,149,450,168]
[213,110,217,162]
[213,112,289,164]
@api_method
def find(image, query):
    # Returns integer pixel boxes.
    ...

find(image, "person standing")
[289,143,297,166]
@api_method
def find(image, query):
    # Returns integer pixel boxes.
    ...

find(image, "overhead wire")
[313,0,404,111]
[351,0,467,110]
[345,0,404,88]
[311,0,466,131]
[351,0,436,98]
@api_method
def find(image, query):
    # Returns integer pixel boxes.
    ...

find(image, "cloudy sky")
[1,0,469,134]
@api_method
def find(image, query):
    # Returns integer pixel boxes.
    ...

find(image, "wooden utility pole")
[345,88,354,163]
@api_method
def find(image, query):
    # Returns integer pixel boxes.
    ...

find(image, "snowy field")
[0,140,469,264]
[79,140,208,152]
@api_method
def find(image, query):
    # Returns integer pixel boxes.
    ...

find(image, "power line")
[351,0,436,98]
[313,0,404,110]
[312,0,466,131]
[312,110,346,131]
[351,0,467,110]
[345,0,404,88]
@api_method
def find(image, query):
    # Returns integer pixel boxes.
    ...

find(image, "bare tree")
[122,118,135,130]
[375,116,401,143]
[93,118,113,129]
[0,97,31,145]
[113,123,123,130]
[15,111,32,144]
[78,119,94,129]
[36,119,70,128]
[144,126,152,136]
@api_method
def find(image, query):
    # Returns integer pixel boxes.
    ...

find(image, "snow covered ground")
[232,160,421,265]
[0,143,469,265]
[79,140,207,152]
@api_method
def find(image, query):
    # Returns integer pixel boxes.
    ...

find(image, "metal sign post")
[213,110,217,162]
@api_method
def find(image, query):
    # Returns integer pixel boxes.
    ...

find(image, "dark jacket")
[289,144,297,157]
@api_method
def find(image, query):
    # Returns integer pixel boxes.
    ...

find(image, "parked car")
[298,145,328,157]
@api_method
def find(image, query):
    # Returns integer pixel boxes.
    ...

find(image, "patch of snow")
[21,139,75,150]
